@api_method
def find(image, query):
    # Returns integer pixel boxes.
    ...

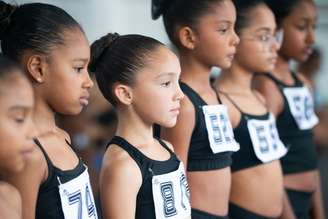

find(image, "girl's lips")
[20,146,34,158]
[227,53,236,60]
[268,56,277,63]
[80,97,89,106]
[170,107,180,111]
[80,93,90,106]
[170,107,180,115]
[304,47,313,56]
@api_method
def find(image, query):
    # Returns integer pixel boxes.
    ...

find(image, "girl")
[254,0,325,218]
[89,33,190,219]
[153,0,240,218]
[0,54,35,219]
[0,2,98,219]
[214,0,286,218]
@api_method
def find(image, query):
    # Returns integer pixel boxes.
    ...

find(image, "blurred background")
[3,0,328,217]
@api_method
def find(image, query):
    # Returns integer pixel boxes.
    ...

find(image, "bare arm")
[4,147,46,219]
[296,74,325,219]
[160,96,195,169]
[100,145,142,219]
[279,190,297,219]
[0,182,22,219]
[310,171,325,219]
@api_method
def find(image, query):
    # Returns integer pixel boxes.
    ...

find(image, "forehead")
[289,1,317,21]
[197,0,236,26]
[136,46,180,79]
[0,73,34,109]
[242,5,276,32]
[50,28,90,61]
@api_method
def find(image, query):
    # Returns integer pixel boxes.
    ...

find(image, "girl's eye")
[14,116,25,124]
[74,67,84,73]
[218,28,228,34]
[161,81,171,87]
[259,35,270,42]
[297,25,307,31]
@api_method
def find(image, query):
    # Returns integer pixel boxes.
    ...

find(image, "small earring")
[36,78,42,82]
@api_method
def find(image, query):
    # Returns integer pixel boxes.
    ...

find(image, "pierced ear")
[178,26,197,50]
[114,84,133,105]
[26,55,47,83]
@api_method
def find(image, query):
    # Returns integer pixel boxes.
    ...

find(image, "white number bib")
[152,162,191,219]
[283,87,319,130]
[203,105,240,153]
[58,168,98,219]
[247,113,288,163]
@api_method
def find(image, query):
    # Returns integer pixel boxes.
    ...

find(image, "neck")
[218,62,253,93]
[179,51,212,89]
[0,170,13,181]
[115,107,154,146]
[33,94,57,136]
[274,52,291,76]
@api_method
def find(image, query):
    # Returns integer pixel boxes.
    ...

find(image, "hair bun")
[0,1,17,39]
[89,32,120,73]
[151,0,173,20]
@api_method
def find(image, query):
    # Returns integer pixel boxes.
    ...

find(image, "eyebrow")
[299,17,317,23]
[156,72,178,79]
[216,20,232,25]
[72,58,89,63]
[9,105,32,111]
[255,27,272,33]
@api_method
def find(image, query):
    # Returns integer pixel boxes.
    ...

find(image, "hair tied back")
[89,32,120,73]
[151,0,172,20]
[0,1,17,38]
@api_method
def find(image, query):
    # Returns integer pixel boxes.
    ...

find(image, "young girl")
[153,0,240,218]
[214,0,287,218]
[89,33,190,219]
[0,54,35,219]
[254,0,325,218]
[0,2,98,219]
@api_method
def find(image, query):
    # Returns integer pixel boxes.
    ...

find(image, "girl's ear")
[25,55,48,83]
[177,26,197,50]
[113,83,133,105]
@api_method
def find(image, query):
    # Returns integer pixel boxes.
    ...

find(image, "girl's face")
[280,0,317,62]
[192,0,240,69]
[43,28,94,115]
[0,73,35,173]
[130,46,184,128]
[235,5,280,73]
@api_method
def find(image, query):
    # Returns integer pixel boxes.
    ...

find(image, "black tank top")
[258,72,318,174]
[179,82,233,171]
[34,138,87,219]
[219,91,284,172]
[108,136,182,219]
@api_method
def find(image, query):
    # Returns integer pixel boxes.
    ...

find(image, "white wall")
[314,5,328,105]
[5,0,169,43]
[4,0,328,104]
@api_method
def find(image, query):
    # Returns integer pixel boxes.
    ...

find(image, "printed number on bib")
[247,113,287,163]
[58,168,98,219]
[203,105,240,153]
[283,87,319,130]
[152,162,191,219]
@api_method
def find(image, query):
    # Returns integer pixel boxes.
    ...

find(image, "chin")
[61,106,83,115]
[264,66,274,73]
[12,160,25,173]
[299,54,310,62]
[220,62,232,70]
[159,119,178,128]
